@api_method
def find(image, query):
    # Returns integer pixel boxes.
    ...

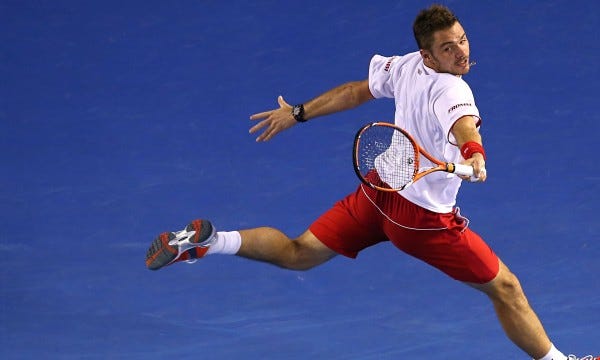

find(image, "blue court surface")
[1,0,598,358]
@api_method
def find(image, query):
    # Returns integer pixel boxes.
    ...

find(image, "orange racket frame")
[353,122,474,192]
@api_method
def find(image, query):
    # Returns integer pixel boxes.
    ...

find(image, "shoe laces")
[567,355,597,360]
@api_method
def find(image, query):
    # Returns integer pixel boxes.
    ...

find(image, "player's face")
[422,22,471,76]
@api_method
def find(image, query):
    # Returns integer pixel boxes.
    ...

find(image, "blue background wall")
[1,0,598,358]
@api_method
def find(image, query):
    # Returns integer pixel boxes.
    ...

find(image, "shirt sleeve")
[368,55,398,99]
[433,78,481,142]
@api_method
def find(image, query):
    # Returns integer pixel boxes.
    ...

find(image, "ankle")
[537,344,566,360]
[206,231,242,255]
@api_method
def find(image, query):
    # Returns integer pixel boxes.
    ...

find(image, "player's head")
[413,4,471,76]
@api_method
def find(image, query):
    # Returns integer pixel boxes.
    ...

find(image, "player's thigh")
[389,225,499,284]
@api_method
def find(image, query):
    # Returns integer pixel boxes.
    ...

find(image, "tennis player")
[145,5,596,359]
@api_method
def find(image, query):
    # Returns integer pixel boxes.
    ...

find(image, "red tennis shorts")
[309,176,500,284]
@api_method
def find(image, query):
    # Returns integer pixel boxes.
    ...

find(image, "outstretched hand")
[249,96,299,142]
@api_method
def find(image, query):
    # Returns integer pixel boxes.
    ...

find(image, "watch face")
[292,105,305,121]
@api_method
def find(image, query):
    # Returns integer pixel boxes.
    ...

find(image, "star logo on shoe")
[168,229,197,245]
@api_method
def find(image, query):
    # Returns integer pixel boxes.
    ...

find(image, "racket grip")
[453,163,487,181]
[453,163,474,177]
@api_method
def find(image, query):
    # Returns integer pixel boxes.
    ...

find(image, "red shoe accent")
[178,246,209,261]
[190,219,205,243]
[145,233,176,268]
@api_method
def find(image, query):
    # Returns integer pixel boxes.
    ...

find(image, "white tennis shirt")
[368,52,481,213]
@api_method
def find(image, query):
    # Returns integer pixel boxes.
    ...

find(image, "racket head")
[353,122,419,191]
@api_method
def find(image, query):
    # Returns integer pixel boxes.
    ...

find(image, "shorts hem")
[309,224,359,259]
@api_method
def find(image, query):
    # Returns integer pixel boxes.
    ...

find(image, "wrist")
[460,141,486,160]
[292,104,307,123]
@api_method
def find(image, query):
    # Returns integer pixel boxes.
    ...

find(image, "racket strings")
[357,125,417,190]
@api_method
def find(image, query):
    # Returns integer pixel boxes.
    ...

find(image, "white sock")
[537,344,566,360]
[206,231,242,255]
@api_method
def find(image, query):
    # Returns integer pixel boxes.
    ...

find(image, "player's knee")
[282,260,318,271]
[492,270,529,308]
[283,247,320,271]
[279,240,331,271]
[278,257,317,271]
[276,232,336,271]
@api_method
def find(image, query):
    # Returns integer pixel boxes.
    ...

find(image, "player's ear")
[420,49,431,61]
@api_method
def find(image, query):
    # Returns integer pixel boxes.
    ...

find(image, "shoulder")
[370,51,421,74]
[435,73,471,88]
[433,74,474,97]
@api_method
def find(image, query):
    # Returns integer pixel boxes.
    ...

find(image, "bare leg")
[470,260,552,359]
[237,227,337,270]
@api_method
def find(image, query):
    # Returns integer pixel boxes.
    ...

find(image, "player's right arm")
[249,80,374,142]
[451,115,487,181]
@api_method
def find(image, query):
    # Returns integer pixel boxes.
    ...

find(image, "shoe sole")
[145,220,215,270]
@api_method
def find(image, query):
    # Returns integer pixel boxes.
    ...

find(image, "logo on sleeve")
[448,103,472,114]
[384,56,397,72]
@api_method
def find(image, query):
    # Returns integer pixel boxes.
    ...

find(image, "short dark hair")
[413,4,459,50]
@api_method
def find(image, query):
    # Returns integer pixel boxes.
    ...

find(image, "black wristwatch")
[292,104,307,123]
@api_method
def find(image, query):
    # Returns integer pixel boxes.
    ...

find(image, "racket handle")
[453,163,487,181]
[453,163,474,176]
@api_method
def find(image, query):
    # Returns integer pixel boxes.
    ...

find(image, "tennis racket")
[353,122,483,192]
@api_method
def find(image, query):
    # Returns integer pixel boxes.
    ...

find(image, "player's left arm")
[451,115,487,181]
